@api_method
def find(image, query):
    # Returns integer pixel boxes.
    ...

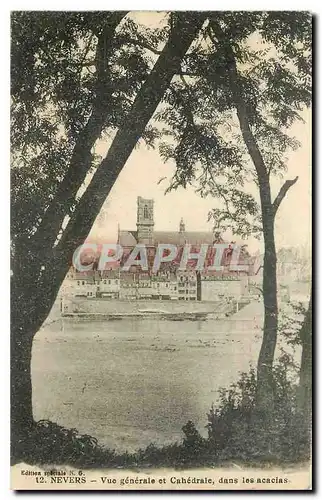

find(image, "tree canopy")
[11,11,207,440]
[11,11,165,241]
[11,10,312,457]
[150,11,312,411]
[155,11,311,238]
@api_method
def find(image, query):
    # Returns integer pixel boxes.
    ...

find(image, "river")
[31,301,266,452]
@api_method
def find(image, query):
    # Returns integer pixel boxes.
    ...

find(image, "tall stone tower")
[136,196,154,244]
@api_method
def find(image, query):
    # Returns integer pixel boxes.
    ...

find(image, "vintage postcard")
[11,10,312,490]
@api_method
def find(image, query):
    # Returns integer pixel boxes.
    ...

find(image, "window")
[82,281,85,285]
[103,280,107,284]
[144,205,149,218]
[108,280,111,285]
[77,281,80,285]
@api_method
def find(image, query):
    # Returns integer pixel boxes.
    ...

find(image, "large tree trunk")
[297,288,312,435]
[11,275,38,460]
[10,266,56,461]
[11,13,206,460]
[11,324,34,458]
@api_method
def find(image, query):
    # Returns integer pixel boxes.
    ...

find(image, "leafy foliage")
[11,12,312,466]
[156,11,311,237]
[11,11,168,243]
[11,11,312,257]
[279,300,308,347]
[205,358,309,463]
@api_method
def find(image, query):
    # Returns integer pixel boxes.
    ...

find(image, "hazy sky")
[89,106,311,255]
[88,13,311,255]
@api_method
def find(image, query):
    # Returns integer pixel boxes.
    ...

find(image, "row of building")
[61,196,310,304]
[63,269,249,302]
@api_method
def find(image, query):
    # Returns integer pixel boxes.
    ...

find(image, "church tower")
[179,217,186,245]
[136,196,154,244]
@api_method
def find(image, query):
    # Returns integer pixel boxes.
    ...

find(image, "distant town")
[61,196,311,306]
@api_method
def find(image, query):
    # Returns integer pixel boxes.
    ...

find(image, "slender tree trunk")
[297,288,312,434]
[256,203,278,413]
[209,24,301,416]
[224,45,279,412]
[255,176,298,413]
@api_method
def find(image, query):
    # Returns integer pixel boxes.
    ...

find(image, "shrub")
[205,356,310,464]
[14,420,116,467]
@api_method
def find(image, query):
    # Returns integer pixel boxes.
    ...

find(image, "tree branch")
[208,21,274,222]
[29,12,127,256]
[79,38,163,64]
[272,176,299,217]
[40,13,207,293]
[125,38,163,55]
[253,285,264,296]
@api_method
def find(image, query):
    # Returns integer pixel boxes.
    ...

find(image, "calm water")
[32,307,263,452]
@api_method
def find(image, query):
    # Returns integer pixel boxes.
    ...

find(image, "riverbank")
[62,312,210,321]
[61,297,251,321]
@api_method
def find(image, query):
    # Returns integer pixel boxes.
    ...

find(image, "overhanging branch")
[43,13,207,283]
[272,176,299,217]
[29,12,128,256]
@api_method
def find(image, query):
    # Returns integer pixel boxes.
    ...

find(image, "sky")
[87,12,312,256]
[89,106,311,255]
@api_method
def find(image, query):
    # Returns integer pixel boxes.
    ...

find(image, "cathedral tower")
[136,196,154,244]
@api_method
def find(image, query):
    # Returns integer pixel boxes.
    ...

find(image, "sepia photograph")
[10,9,312,490]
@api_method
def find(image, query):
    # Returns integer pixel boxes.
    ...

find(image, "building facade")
[65,196,252,302]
